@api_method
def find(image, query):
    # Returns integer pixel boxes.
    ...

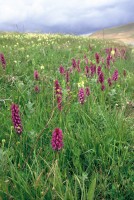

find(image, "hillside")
[90,22,134,45]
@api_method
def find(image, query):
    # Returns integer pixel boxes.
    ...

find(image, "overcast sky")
[0,0,134,34]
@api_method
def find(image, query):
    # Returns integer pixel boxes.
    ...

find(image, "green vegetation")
[0,33,134,200]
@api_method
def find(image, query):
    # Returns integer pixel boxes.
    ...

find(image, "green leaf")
[87,176,96,200]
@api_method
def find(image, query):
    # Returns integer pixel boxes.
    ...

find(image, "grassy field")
[0,33,134,200]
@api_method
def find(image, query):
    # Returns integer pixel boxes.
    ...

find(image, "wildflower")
[98,71,104,84]
[0,53,6,69]
[72,59,81,72]
[105,48,109,54]
[112,69,118,81]
[84,55,88,65]
[106,54,112,67]
[101,84,105,91]
[78,81,84,88]
[85,66,89,77]
[65,70,70,83]
[78,88,85,104]
[90,64,96,76]
[11,104,23,135]
[95,53,100,64]
[77,59,81,72]
[72,58,77,68]
[34,85,40,93]
[105,48,112,55]
[34,70,39,80]
[111,50,115,56]
[55,80,62,110]
[108,77,112,86]
[40,65,44,70]
[51,128,63,151]
[97,66,102,76]
[85,87,90,96]
[59,65,65,75]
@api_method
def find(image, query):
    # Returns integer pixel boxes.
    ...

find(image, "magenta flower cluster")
[65,70,70,83]
[95,52,100,64]
[59,65,65,75]
[34,85,40,93]
[34,70,39,80]
[90,64,96,76]
[97,66,102,76]
[72,58,81,72]
[78,87,90,104]
[98,71,104,84]
[51,128,63,151]
[97,69,106,91]
[85,64,96,77]
[112,69,119,81]
[85,66,89,77]
[55,80,62,110]
[11,104,23,134]
[78,88,85,104]
[34,70,40,93]
[72,58,77,68]
[0,53,6,69]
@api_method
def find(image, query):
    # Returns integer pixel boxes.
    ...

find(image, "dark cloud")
[0,0,133,34]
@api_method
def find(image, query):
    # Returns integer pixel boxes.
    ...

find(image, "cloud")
[0,0,133,34]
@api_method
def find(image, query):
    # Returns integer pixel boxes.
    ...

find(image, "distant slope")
[90,22,134,45]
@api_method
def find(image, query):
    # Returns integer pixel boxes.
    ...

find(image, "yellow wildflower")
[111,50,115,55]
[78,81,84,88]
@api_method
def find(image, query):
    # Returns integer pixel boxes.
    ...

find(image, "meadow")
[0,32,134,200]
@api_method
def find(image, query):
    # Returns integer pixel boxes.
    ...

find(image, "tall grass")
[0,33,134,200]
